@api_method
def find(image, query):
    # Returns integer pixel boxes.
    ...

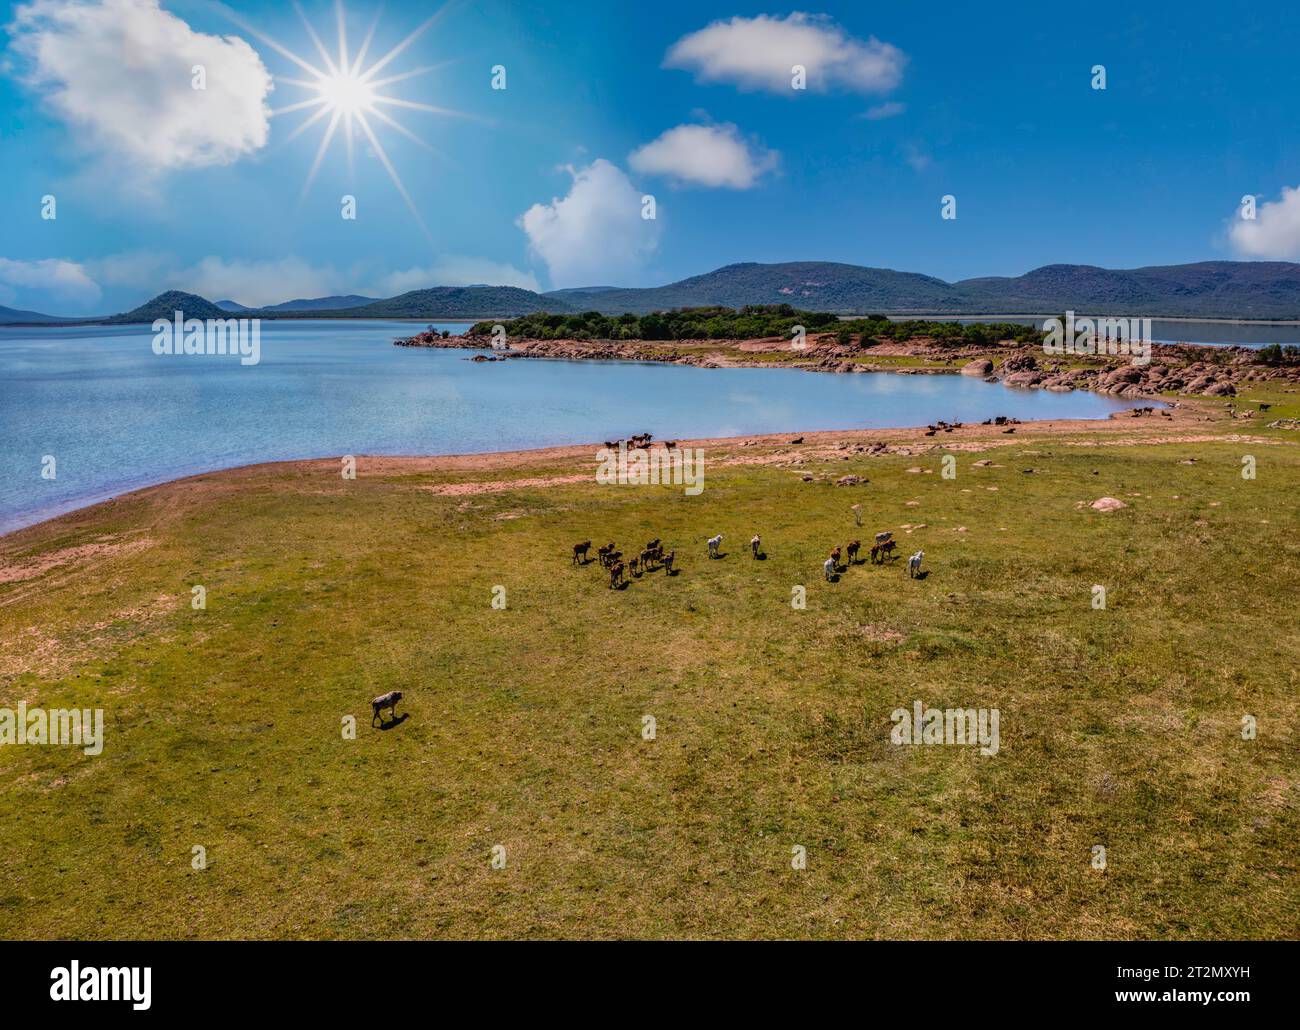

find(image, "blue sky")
[1,0,1298,314]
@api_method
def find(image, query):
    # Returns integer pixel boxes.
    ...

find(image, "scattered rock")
[1089,497,1128,512]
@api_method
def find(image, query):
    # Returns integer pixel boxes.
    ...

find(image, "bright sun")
[222,1,467,243]
[317,71,377,116]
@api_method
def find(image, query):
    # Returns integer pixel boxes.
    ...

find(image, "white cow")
[707,534,723,559]
[750,534,761,558]
[908,550,924,578]
[823,557,836,581]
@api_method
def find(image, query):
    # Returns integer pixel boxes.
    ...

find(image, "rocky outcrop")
[393,330,1300,402]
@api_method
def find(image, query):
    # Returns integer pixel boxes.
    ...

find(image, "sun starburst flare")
[223,0,469,242]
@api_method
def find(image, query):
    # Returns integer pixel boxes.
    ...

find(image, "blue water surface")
[0,320,1135,532]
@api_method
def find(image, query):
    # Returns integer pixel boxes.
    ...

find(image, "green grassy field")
[1,410,1297,939]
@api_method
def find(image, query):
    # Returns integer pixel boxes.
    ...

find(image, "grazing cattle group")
[573,521,926,591]
[605,432,657,450]
[578,536,676,589]
[819,528,914,583]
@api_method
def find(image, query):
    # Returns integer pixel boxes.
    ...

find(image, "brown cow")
[830,546,842,569]
[662,550,675,574]
[573,540,591,564]
[872,540,897,564]
[750,534,761,558]
[628,556,640,576]
[608,561,625,588]
[846,540,861,564]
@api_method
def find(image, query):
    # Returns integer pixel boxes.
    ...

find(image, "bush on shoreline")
[468,305,1047,347]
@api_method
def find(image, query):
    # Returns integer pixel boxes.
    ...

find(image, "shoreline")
[9,313,1300,328]
[396,330,1300,403]
[874,313,1300,327]
[0,400,1227,545]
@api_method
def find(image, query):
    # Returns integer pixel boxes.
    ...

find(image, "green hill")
[338,286,572,319]
[106,291,231,323]
[547,260,1300,319]
[547,262,960,315]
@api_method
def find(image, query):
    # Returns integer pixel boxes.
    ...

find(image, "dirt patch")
[423,474,590,496]
[0,536,154,585]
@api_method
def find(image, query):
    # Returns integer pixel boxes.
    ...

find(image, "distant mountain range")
[0,303,78,324]
[217,294,379,313]
[322,286,560,319]
[5,260,1300,325]
[541,261,1300,319]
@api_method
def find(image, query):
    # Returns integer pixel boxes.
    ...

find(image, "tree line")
[468,305,1047,347]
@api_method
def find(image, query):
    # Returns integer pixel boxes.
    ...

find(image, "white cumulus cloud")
[664,13,906,95]
[7,0,272,173]
[629,123,777,189]
[1229,186,1300,260]
[518,160,661,289]
[0,257,101,305]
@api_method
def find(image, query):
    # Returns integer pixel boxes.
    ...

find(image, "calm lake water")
[0,320,1136,533]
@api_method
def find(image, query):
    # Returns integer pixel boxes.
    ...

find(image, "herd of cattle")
[573,538,676,587]
[571,530,924,588]
[820,532,924,581]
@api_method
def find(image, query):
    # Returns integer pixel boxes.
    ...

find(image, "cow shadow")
[710,551,728,560]
[375,712,409,731]
[753,551,768,561]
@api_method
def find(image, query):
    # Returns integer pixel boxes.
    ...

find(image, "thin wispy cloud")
[380,257,540,294]
[863,101,906,120]
[81,253,537,309]
[0,257,101,306]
